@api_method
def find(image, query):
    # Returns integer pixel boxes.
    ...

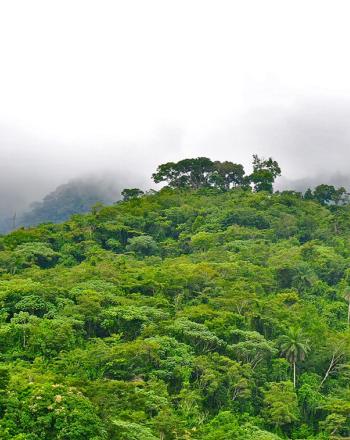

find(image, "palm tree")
[280,327,310,388]
[344,287,350,327]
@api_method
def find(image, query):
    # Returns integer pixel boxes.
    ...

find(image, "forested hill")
[0,178,122,234]
[1,182,350,437]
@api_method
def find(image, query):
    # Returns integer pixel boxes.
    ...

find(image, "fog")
[2,1,350,225]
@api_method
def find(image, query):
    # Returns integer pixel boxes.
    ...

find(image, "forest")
[1,156,350,439]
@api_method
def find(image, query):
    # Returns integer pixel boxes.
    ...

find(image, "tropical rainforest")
[0,156,350,439]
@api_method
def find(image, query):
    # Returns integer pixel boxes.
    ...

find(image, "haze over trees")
[0,178,123,234]
[1,155,350,438]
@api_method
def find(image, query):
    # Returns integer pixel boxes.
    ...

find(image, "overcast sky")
[1,1,350,214]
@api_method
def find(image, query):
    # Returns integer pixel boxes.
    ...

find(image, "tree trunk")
[321,354,335,387]
[293,361,296,388]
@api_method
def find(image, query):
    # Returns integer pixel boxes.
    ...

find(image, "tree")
[344,286,350,326]
[121,188,144,201]
[250,155,281,193]
[112,420,158,440]
[10,311,34,348]
[190,232,217,252]
[152,157,214,189]
[312,184,347,206]
[303,188,314,200]
[179,157,215,189]
[297,373,323,421]
[229,329,276,369]
[320,394,350,437]
[320,413,347,437]
[0,381,106,439]
[210,161,246,190]
[201,411,281,439]
[320,332,350,386]
[0,366,9,417]
[169,318,226,353]
[126,235,159,256]
[222,207,270,229]
[279,327,310,387]
[152,157,248,190]
[12,242,60,270]
[262,381,299,432]
[193,353,252,410]
[14,295,49,317]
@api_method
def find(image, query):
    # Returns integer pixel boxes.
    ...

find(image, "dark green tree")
[121,188,144,201]
[250,155,281,193]
[210,161,246,190]
[152,157,214,189]
[310,184,347,205]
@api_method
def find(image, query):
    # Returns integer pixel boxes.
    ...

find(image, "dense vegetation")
[1,156,350,439]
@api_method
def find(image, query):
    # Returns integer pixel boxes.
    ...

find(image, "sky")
[1,0,350,216]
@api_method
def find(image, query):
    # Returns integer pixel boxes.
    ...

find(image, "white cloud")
[1,0,350,213]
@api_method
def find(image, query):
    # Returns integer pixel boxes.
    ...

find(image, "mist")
[2,1,350,229]
[3,95,350,224]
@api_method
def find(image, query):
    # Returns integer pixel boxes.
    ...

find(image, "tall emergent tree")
[209,161,246,190]
[152,157,214,189]
[152,157,248,190]
[250,155,281,193]
[280,327,310,388]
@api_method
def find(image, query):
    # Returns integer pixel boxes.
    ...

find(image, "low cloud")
[2,96,350,228]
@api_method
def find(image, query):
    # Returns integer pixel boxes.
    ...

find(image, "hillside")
[0,178,122,234]
[0,185,350,439]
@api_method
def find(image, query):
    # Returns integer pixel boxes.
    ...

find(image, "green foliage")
[151,155,281,193]
[279,327,310,387]
[209,161,246,190]
[304,184,347,206]
[250,155,281,193]
[112,420,158,440]
[0,379,106,439]
[262,381,299,429]
[126,235,159,256]
[152,157,250,191]
[12,242,60,270]
[1,182,350,438]
[201,411,281,439]
[121,188,144,201]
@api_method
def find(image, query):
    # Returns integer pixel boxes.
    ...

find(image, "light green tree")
[262,381,299,432]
